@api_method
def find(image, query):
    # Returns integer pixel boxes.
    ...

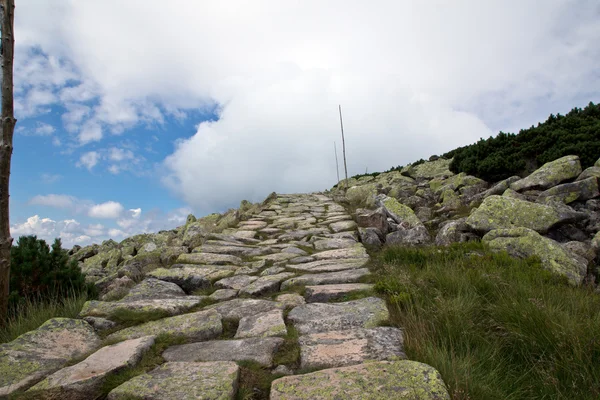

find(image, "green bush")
[9,235,96,309]
[445,101,600,182]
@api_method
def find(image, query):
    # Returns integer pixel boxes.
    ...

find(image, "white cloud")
[11,215,57,237]
[34,122,55,136]
[108,147,134,162]
[14,1,600,211]
[83,223,105,237]
[88,201,124,219]
[77,151,99,170]
[29,194,75,208]
[40,173,62,184]
[129,208,142,218]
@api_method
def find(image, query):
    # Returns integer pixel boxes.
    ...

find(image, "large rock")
[176,252,242,265]
[288,258,367,273]
[576,166,600,182]
[466,195,584,234]
[402,158,453,180]
[287,297,389,335]
[346,184,377,207]
[235,309,287,338]
[163,337,284,367]
[537,177,599,204]
[120,278,186,301]
[239,273,295,296]
[106,309,222,342]
[386,226,431,246]
[313,238,357,251]
[312,245,368,261]
[215,274,258,290]
[435,218,477,246]
[0,318,101,396]
[79,297,205,321]
[26,336,155,400]
[482,227,588,285]
[270,360,450,400]
[304,283,374,303]
[356,207,388,233]
[378,197,422,228]
[107,361,239,400]
[298,327,405,369]
[281,268,371,289]
[510,155,582,192]
[205,298,284,321]
[472,176,521,203]
[148,265,235,292]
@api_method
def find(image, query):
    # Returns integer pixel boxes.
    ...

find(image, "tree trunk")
[0,0,16,322]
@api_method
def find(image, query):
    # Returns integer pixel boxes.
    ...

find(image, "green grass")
[373,241,600,400]
[235,360,277,400]
[272,325,300,367]
[0,292,89,343]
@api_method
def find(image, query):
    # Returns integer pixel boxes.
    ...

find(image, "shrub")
[9,235,95,309]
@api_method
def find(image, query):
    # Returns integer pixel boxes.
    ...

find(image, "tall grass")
[0,292,88,343]
[374,241,600,400]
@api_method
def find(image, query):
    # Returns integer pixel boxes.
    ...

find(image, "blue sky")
[11,0,600,247]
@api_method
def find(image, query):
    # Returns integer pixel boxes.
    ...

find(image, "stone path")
[1,193,449,399]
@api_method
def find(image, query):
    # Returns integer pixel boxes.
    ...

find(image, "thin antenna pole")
[338,105,348,190]
[334,141,340,183]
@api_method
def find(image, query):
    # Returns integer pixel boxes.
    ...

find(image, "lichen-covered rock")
[346,184,377,207]
[312,245,368,261]
[120,278,186,301]
[298,327,405,369]
[121,250,163,279]
[435,218,476,246]
[537,177,599,204]
[402,158,453,180]
[576,166,600,182]
[313,238,357,251]
[215,274,258,290]
[386,226,431,246]
[356,207,388,233]
[177,252,243,265]
[163,337,284,367]
[106,309,222,342]
[205,298,284,321]
[270,360,450,400]
[209,289,238,302]
[378,197,422,228]
[276,293,306,309]
[0,318,101,396]
[79,297,205,321]
[83,317,117,332]
[288,258,368,273]
[304,283,374,303]
[466,195,584,234]
[281,268,371,289]
[288,297,389,335]
[235,309,287,338]
[482,227,588,285]
[358,227,383,248]
[148,265,235,293]
[107,361,239,400]
[239,273,295,296]
[510,155,582,192]
[329,220,357,233]
[26,336,155,400]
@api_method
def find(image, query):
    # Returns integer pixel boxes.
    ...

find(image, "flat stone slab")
[236,309,287,339]
[107,361,239,400]
[329,220,358,233]
[281,268,371,290]
[79,298,205,320]
[299,327,405,369]
[27,336,155,400]
[313,238,357,250]
[206,298,284,321]
[288,297,389,335]
[209,289,238,302]
[163,337,284,367]
[148,265,235,292]
[312,245,369,260]
[106,309,222,342]
[177,252,243,265]
[288,258,368,272]
[270,360,450,400]
[276,293,306,309]
[121,278,186,301]
[215,274,258,290]
[239,272,295,296]
[0,318,101,396]
[304,283,375,303]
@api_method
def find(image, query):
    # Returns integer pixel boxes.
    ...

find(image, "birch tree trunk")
[0,0,16,322]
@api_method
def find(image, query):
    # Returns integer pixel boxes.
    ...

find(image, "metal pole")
[338,105,348,190]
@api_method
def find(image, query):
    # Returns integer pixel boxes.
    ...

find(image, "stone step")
[107,361,239,400]
[281,268,371,289]
[304,283,375,303]
[235,309,287,339]
[163,337,284,367]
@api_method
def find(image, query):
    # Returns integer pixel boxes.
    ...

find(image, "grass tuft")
[374,241,600,400]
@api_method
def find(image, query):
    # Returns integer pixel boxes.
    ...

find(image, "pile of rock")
[342,155,600,286]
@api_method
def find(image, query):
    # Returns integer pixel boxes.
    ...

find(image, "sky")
[9,0,600,248]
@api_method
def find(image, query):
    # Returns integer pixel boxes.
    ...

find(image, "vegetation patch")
[272,325,300,368]
[373,241,600,399]
[235,360,276,400]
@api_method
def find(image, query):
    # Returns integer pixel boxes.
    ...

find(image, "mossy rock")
[402,158,453,180]
[346,184,377,208]
[510,155,582,192]
[380,197,422,228]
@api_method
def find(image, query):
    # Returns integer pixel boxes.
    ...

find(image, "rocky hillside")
[332,154,600,286]
[1,153,599,399]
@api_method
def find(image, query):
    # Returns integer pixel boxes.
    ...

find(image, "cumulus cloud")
[77,151,99,170]
[88,201,124,219]
[14,0,600,212]
[34,122,55,136]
